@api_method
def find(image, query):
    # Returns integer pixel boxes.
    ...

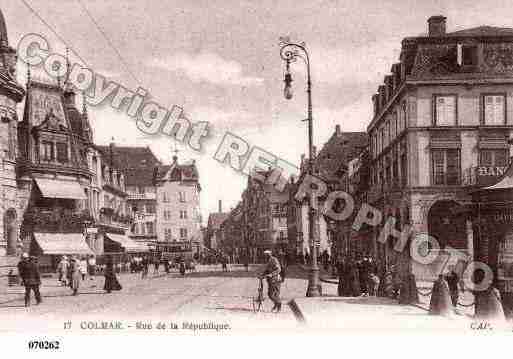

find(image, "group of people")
[17,253,122,307]
[56,255,97,294]
[336,255,380,297]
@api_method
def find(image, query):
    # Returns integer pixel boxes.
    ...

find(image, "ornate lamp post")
[280,38,320,297]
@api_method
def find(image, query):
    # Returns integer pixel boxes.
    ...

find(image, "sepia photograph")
[1,0,513,354]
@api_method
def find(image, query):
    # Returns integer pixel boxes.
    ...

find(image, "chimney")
[218,200,222,213]
[428,15,446,37]
[335,124,341,137]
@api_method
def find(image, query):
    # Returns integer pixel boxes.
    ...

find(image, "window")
[91,156,97,173]
[179,228,187,239]
[41,141,54,161]
[179,191,186,202]
[400,101,407,131]
[146,204,156,214]
[140,223,146,235]
[162,192,170,203]
[163,210,171,221]
[56,142,68,163]
[434,95,457,126]
[400,150,408,187]
[391,113,397,140]
[380,128,385,152]
[179,210,187,219]
[164,228,172,241]
[432,149,461,185]
[483,95,505,125]
[462,45,477,66]
[479,149,508,168]
[146,222,154,235]
[385,120,390,147]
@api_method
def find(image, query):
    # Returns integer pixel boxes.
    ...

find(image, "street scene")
[2,1,513,341]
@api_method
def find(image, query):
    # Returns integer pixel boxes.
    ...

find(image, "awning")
[35,178,87,200]
[34,232,93,255]
[481,162,513,191]
[106,233,149,253]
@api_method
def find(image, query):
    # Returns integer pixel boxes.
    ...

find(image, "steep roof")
[207,213,229,230]
[96,146,161,187]
[315,131,368,182]
[447,26,513,37]
[153,158,199,182]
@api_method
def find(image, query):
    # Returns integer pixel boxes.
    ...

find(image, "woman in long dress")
[104,256,122,293]
[70,256,81,296]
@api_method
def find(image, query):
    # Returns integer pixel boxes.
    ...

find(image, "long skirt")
[70,272,81,291]
[104,273,122,292]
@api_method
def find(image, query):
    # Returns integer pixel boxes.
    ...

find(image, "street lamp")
[279,39,321,297]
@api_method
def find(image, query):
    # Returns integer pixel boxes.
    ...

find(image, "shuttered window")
[434,95,457,126]
[484,95,505,125]
[432,149,461,185]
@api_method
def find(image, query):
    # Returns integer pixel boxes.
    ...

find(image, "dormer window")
[458,44,478,67]
[41,141,54,161]
[56,142,68,163]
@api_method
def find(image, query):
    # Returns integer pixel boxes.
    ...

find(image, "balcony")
[22,207,93,234]
[127,192,156,200]
[462,166,507,187]
[98,208,131,230]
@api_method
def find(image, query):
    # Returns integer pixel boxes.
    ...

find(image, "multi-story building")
[206,200,229,251]
[366,15,513,280]
[242,169,290,262]
[287,125,367,261]
[0,8,25,259]
[99,145,160,248]
[218,202,244,262]
[153,155,202,255]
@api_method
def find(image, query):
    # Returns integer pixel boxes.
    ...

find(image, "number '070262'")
[28,340,60,350]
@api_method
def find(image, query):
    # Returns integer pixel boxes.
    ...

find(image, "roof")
[447,26,513,37]
[96,146,161,187]
[0,8,8,46]
[154,159,199,182]
[314,131,368,182]
[207,213,230,230]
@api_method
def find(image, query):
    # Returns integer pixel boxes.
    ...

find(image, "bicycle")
[252,277,265,312]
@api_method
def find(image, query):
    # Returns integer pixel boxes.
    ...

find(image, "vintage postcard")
[1,0,513,354]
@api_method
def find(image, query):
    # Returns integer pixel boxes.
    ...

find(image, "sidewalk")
[290,295,475,331]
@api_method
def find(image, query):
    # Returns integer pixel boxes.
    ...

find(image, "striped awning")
[34,232,93,255]
[105,233,149,253]
[34,178,87,200]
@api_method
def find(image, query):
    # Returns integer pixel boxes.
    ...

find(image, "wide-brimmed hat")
[263,250,272,255]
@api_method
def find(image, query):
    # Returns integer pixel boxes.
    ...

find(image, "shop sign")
[477,166,506,177]
[498,233,513,281]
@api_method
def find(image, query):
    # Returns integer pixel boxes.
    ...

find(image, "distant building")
[206,201,229,251]
[98,145,161,248]
[242,169,290,262]
[153,155,202,255]
[287,126,368,261]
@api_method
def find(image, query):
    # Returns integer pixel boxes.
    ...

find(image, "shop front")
[472,165,513,316]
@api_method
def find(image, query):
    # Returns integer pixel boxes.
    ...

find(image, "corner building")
[367,16,513,280]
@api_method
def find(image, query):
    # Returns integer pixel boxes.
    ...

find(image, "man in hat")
[20,255,42,307]
[17,252,29,286]
[259,250,282,312]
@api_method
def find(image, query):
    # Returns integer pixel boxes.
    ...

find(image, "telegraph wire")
[18,0,90,67]
[76,0,142,86]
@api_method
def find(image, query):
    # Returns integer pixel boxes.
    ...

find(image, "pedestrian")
[304,252,310,265]
[87,255,96,280]
[243,254,249,272]
[21,255,43,307]
[104,256,122,293]
[141,255,149,279]
[337,256,347,296]
[368,272,380,296]
[79,256,87,281]
[179,259,186,276]
[17,253,29,287]
[259,250,282,313]
[69,256,81,296]
[348,258,361,297]
[445,266,460,307]
[56,255,69,286]
[153,256,159,275]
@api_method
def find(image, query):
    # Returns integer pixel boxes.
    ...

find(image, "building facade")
[154,156,202,254]
[366,16,513,280]
[99,145,160,248]
[0,8,25,257]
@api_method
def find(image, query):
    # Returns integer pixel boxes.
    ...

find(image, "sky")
[3,0,513,223]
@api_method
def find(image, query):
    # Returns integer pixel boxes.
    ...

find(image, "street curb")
[288,299,306,324]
